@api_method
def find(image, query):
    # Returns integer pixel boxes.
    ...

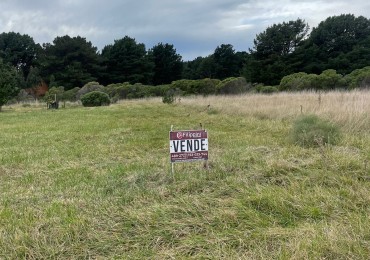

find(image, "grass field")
[0,91,369,259]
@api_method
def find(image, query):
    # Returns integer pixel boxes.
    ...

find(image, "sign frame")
[169,129,209,163]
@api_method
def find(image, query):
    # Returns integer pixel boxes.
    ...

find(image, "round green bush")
[81,91,110,107]
[290,114,341,147]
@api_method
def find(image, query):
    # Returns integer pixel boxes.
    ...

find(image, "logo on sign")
[176,131,202,139]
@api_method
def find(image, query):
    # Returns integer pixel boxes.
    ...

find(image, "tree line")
[1,13,370,109]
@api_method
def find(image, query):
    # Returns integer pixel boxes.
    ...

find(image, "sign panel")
[169,130,208,163]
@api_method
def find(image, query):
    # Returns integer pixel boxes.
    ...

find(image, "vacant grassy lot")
[1,93,369,259]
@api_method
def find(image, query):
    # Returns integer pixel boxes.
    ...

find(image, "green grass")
[0,99,369,259]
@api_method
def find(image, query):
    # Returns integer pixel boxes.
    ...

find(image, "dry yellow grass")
[180,90,370,133]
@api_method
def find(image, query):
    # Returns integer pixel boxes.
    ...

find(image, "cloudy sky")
[1,0,370,60]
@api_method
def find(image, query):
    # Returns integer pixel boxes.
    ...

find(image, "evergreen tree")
[0,32,41,79]
[101,36,154,85]
[0,60,22,111]
[149,43,183,85]
[40,35,103,90]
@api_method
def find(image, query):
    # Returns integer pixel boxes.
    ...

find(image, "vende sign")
[170,130,208,163]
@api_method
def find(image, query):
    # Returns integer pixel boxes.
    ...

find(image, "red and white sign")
[170,130,208,163]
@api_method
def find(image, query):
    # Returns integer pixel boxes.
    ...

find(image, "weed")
[290,114,341,147]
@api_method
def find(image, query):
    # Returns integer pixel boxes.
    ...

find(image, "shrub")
[280,70,345,91]
[170,79,220,96]
[290,114,341,147]
[162,89,176,104]
[258,86,279,94]
[77,81,104,100]
[62,87,80,102]
[316,69,345,90]
[217,77,249,95]
[280,72,307,91]
[44,86,64,102]
[343,66,370,89]
[81,91,110,107]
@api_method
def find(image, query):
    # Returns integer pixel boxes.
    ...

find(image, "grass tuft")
[290,114,341,147]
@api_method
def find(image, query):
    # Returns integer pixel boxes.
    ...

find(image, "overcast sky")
[1,0,370,60]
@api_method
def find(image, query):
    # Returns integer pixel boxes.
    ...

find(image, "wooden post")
[170,125,174,176]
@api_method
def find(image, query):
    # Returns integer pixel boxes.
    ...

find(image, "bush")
[316,69,345,90]
[280,70,345,91]
[343,66,370,89]
[258,86,279,94]
[62,87,80,102]
[290,114,341,147]
[162,89,176,104]
[280,72,310,91]
[44,86,64,102]
[77,81,104,100]
[81,91,110,107]
[217,77,249,94]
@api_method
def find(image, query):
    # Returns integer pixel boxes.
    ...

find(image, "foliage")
[101,36,154,85]
[280,70,345,91]
[255,85,279,94]
[251,19,309,58]
[26,66,43,89]
[76,81,104,100]
[162,89,176,104]
[316,69,345,90]
[0,60,22,111]
[14,89,34,103]
[40,35,103,90]
[149,43,183,85]
[182,55,217,80]
[169,78,222,96]
[290,114,341,147]
[213,44,245,79]
[280,72,311,91]
[104,82,162,101]
[44,86,81,102]
[196,55,218,78]
[343,66,370,89]
[217,77,249,94]
[63,87,80,102]
[44,86,65,102]
[80,91,110,107]
[298,14,370,74]
[0,32,41,78]
[248,19,309,85]
[182,57,205,79]
[183,46,247,80]
[309,14,370,57]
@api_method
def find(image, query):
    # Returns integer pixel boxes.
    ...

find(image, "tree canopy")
[40,35,103,90]
[0,59,23,111]
[298,14,370,74]
[0,32,41,78]
[149,43,183,85]
[101,36,154,85]
[248,18,310,85]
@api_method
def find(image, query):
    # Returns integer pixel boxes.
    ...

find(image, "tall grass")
[181,90,370,133]
[0,93,369,258]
